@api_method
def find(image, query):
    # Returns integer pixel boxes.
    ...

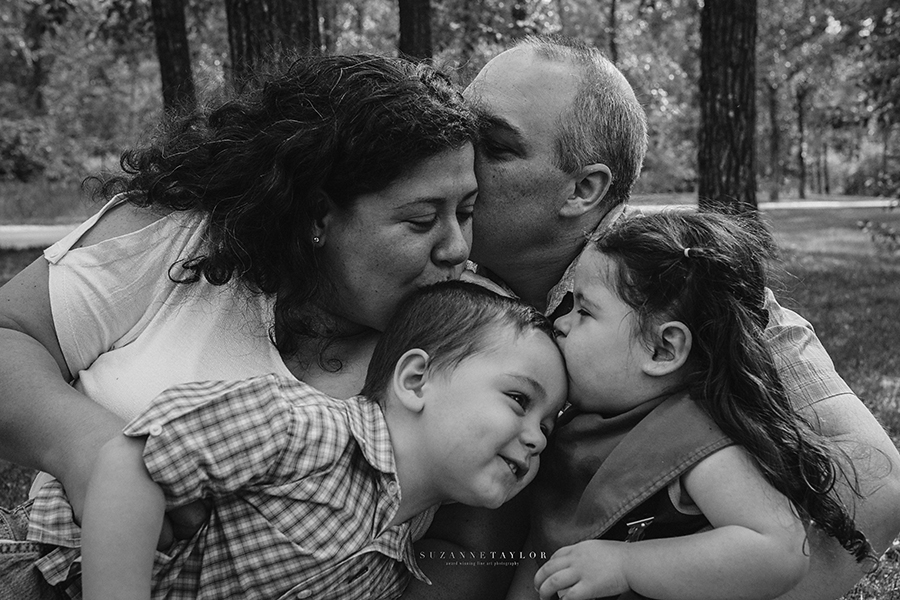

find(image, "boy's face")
[554,247,654,416]
[419,326,566,509]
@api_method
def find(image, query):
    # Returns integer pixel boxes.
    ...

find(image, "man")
[405,35,900,600]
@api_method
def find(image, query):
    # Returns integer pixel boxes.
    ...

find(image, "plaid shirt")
[27,375,435,600]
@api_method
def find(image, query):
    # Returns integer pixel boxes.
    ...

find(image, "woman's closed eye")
[457,206,475,224]
[405,214,438,231]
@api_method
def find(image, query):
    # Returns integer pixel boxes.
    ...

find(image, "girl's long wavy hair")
[595,209,874,563]
[91,53,477,356]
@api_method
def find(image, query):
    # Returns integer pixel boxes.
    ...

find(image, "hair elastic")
[683,247,692,258]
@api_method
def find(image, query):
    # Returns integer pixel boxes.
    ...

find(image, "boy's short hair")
[362,280,555,403]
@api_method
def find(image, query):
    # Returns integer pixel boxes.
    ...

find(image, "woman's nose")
[434,219,470,267]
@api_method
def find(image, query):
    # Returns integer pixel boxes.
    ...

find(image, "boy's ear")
[642,321,692,377]
[558,163,612,218]
[391,349,430,413]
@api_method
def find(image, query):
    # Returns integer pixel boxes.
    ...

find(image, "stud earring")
[313,236,321,245]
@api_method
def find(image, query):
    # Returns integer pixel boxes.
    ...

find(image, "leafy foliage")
[0,0,896,197]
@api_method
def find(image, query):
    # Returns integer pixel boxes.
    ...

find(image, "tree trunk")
[510,0,528,38]
[22,2,49,114]
[766,80,780,202]
[697,0,758,214]
[557,0,567,34]
[398,0,432,60]
[457,0,480,79]
[322,0,338,54]
[606,0,618,65]
[225,0,321,90]
[795,86,809,200]
[150,0,196,113]
[823,139,830,195]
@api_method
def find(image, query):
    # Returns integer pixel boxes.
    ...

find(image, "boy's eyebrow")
[510,374,546,399]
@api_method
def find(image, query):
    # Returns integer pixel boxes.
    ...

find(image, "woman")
[0,53,478,551]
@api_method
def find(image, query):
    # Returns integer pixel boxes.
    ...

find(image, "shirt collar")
[544,203,630,316]
[344,396,397,475]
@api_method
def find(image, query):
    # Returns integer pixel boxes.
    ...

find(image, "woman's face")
[319,143,478,332]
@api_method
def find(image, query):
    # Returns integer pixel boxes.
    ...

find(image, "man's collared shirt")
[28,375,434,600]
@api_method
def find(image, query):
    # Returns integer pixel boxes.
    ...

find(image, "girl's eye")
[577,308,591,318]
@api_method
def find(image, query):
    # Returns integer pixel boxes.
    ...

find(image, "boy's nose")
[523,423,547,455]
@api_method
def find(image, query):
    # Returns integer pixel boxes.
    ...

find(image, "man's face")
[463,47,580,276]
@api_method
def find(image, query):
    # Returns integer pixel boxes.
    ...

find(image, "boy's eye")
[506,392,528,412]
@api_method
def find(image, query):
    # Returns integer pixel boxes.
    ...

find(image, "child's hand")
[533,540,630,600]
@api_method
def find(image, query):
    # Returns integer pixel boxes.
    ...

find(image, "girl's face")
[553,246,655,416]
[318,144,478,333]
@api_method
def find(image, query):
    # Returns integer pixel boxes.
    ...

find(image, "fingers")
[535,559,580,600]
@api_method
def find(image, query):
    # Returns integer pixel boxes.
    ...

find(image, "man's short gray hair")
[517,35,648,208]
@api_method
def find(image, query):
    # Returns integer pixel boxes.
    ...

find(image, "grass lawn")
[1,194,898,597]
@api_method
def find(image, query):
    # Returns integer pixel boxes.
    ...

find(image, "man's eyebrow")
[478,112,525,145]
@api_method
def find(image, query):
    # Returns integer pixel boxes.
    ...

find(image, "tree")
[150,0,195,113]
[224,0,321,89]
[697,0,758,213]
[398,0,432,59]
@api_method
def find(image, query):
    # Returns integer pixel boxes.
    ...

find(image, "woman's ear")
[390,349,430,413]
[642,321,692,377]
[310,190,333,247]
[558,163,612,218]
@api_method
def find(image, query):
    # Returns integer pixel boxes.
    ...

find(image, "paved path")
[1,199,897,249]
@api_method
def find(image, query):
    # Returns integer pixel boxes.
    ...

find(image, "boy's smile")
[415,326,567,508]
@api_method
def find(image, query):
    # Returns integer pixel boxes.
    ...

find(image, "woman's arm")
[0,202,178,524]
[534,446,809,600]
[0,256,125,519]
[82,435,164,600]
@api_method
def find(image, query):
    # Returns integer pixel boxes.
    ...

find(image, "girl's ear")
[391,349,430,413]
[642,321,692,377]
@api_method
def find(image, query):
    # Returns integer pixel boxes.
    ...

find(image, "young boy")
[3,281,567,600]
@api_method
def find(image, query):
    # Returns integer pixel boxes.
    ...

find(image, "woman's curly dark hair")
[594,209,876,564]
[92,54,478,356]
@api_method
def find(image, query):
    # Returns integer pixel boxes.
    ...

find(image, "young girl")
[511,210,874,600]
